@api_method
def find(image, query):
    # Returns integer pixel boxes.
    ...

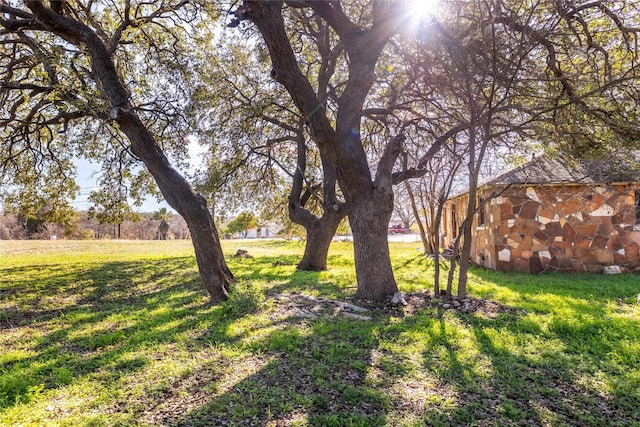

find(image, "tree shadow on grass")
[134,262,413,426]
[472,268,639,305]
[4,251,639,425]
[0,250,358,420]
[468,265,640,415]
[228,251,353,298]
[1,256,200,324]
[156,313,391,426]
[412,306,640,426]
[0,256,228,410]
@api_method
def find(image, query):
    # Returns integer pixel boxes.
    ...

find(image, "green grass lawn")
[1,239,639,426]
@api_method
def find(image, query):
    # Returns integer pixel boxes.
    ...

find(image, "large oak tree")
[0,1,232,302]
[229,0,639,302]
[230,1,419,301]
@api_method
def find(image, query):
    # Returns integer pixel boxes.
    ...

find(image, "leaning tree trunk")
[117,113,233,303]
[25,5,234,303]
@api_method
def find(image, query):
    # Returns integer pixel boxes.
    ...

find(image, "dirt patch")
[267,291,519,322]
[267,293,373,321]
[392,291,520,318]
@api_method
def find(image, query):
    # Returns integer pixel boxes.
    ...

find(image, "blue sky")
[72,140,208,213]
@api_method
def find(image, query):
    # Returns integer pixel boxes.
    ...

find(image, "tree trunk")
[457,215,473,299]
[405,181,431,254]
[182,199,233,302]
[433,198,445,296]
[241,1,402,301]
[446,234,460,298]
[350,193,399,301]
[113,115,233,303]
[289,198,347,272]
[457,121,487,299]
[297,210,344,271]
[422,196,437,255]
[288,120,347,271]
[457,186,477,299]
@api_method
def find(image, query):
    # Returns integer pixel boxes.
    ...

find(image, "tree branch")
[374,134,405,188]
[306,1,358,37]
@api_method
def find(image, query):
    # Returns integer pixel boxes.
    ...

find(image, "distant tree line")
[0,210,190,241]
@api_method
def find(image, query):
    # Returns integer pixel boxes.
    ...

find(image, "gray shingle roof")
[482,154,640,186]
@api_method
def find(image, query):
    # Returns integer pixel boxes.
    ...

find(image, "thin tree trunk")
[405,181,431,254]
[446,232,462,298]
[457,187,477,299]
[457,121,488,299]
[433,196,445,296]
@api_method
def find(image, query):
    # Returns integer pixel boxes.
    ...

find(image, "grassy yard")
[1,239,639,426]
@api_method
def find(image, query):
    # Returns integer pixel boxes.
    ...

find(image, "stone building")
[442,155,640,273]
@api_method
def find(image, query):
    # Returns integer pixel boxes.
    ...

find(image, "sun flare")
[407,0,441,18]
[398,0,442,41]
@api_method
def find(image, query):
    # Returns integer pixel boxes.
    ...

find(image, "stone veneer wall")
[444,184,640,273]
